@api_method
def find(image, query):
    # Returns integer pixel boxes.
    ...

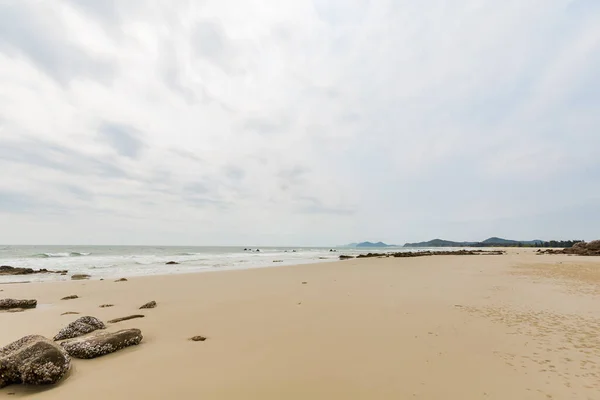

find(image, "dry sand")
[1,249,600,399]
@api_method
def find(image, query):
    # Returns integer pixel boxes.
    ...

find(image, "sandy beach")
[1,249,599,399]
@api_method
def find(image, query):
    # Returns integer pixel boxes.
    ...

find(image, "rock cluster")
[351,249,505,259]
[537,240,600,256]
[0,266,68,276]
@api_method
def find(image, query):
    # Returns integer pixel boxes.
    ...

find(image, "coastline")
[2,249,600,399]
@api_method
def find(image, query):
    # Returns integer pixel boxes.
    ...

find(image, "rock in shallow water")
[60,329,143,359]
[71,274,90,280]
[54,316,106,341]
[0,299,37,310]
[61,295,79,300]
[0,335,71,388]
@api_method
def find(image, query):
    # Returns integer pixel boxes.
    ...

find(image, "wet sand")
[1,249,599,399]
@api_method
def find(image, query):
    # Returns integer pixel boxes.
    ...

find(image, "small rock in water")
[0,299,37,310]
[99,304,114,308]
[61,295,79,300]
[108,314,145,324]
[273,260,283,263]
[190,336,207,342]
[165,261,179,265]
[139,301,157,309]
[115,278,128,282]
[71,274,90,280]
[0,335,71,388]
[61,311,80,315]
[54,316,106,341]
[61,328,143,359]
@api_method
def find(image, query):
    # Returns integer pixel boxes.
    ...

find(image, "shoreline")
[2,248,600,399]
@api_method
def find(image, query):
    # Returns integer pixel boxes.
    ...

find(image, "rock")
[165,261,179,265]
[61,329,143,359]
[114,278,128,282]
[53,316,106,341]
[99,304,114,308]
[0,266,68,276]
[71,274,90,280]
[61,295,79,300]
[189,336,206,342]
[61,312,80,316]
[0,335,71,388]
[0,299,37,310]
[107,314,145,324]
[273,260,283,263]
[302,282,307,285]
[339,255,354,260]
[139,301,156,309]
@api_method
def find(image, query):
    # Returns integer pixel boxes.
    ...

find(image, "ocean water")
[0,245,412,283]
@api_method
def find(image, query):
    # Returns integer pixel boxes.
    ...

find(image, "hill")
[405,237,546,248]
[345,241,394,248]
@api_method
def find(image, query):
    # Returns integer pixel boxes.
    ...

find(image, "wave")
[31,252,91,258]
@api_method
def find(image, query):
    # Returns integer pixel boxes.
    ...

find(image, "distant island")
[404,237,582,248]
[344,241,395,248]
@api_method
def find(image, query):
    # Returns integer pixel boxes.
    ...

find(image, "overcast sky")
[1,0,599,246]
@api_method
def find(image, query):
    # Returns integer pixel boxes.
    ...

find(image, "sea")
[0,245,417,283]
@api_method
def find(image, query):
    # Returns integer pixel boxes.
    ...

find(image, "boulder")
[0,299,37,310]
[115,278,128,282]
[71,274,90,280]
[0,335,71,388]
[61,295,79,300]
[60,329,142,359]
[339,255,354,260]
[139,301,156,309]
[53,316,106,341]
[190,336,207,342]
[165,261,179,265]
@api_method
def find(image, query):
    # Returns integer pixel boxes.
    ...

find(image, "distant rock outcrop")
[0,266,67,276]
[0,335,71,388]
[61,329,143,359]
[538,240,600,256]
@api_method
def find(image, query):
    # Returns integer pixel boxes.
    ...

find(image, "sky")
[0,0,599,246]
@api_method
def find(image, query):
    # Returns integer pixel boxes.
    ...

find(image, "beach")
[1,248,599,399]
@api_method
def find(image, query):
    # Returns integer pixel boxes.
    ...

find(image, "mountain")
[344,241,394,248]
[404,239,476,247]
[356,241,393,248]
[404,237,544,247]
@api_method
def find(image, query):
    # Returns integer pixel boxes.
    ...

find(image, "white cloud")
[0,0,599,245]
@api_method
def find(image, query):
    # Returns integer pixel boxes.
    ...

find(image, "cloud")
[99,122,145,158]
[0,0,598,245]
[0,2,115,85]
